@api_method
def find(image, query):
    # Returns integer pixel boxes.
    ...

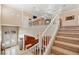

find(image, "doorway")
[1,26,19,55]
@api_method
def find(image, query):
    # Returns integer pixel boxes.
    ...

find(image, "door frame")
[1,26,19,54]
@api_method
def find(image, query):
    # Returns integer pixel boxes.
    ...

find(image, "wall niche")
[65,15,75,21]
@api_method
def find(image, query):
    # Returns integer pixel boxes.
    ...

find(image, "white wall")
[1,5,21,26]
[60,8,79,26]
[1,5,33,27]
[1,5,37,37]
[0,4,1,54]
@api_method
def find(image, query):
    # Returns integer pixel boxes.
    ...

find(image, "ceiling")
[3,4,79,18]
[3,4,60,18]
[4,4,56,11]
[4,4,79,11]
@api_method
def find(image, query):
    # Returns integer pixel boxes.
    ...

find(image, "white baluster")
[47,36,49,45]
[37,45,38,55]
[44,36,46,54]
[34,46,36,55]
[44,36,45,53]
[36,45,38,55]
[45,36,46,46]
[46,36,47,46]
[36,44,39,55]
[35,46,37,55]
[39,35,42,55]
[42,36,44,54]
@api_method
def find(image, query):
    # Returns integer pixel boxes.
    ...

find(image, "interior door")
[2,26,18,55]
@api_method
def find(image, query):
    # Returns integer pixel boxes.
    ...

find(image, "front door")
[1,26,18,55]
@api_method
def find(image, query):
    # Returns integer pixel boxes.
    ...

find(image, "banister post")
[38,34,42,55]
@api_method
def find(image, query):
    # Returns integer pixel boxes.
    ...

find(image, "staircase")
[52,26,79,55]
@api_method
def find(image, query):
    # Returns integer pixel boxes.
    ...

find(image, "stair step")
[59,29,79,31]
[56,36,79,41]
[56,36,79,45]
[52,46,78,55]
[59,30,79,33]
[60,26,79,30]
[54,41,79,53]
[60,27,79,30]
[58,32,79,35]
[61,26,79,28]
[57,33,79,38]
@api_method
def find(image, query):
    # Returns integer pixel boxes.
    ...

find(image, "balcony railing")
[26,6,62,55]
